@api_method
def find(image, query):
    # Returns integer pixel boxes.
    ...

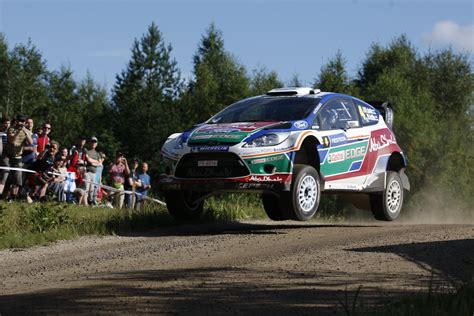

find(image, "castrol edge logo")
[327,146,366,163]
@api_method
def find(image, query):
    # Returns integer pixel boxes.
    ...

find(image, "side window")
[354,99,379,126]
[316,99,360,130]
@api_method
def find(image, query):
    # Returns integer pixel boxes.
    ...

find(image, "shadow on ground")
[118,220,381,238]
[350,239,474,282]
[0,267,426,315]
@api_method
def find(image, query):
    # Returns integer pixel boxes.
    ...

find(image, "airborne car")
[159,87,410,221]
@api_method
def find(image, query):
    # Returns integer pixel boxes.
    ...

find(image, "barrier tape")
[0,166,166,206]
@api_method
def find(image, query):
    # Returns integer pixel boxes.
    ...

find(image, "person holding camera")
[108,151,130,209]
[0,114,33,200]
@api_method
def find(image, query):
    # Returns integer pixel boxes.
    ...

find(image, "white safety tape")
[0,166,166,206]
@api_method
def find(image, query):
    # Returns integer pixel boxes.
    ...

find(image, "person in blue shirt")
[135,162,151,210]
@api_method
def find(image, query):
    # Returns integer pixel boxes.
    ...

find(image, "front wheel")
[370,171,404,221]
[283,164,321,221]
[164,190,204,221]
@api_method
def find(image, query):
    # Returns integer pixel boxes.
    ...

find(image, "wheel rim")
[386,179,402,213]
[298,175,318,214]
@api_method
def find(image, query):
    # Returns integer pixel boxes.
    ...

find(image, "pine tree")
[249,65,283,95]
[112,22,183,164]
[315,51,352,93]
[185,23,249,124]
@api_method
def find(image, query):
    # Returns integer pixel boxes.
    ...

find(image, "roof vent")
[267,87,320,96]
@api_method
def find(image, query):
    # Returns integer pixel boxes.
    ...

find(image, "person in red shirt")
[37,123,51,154]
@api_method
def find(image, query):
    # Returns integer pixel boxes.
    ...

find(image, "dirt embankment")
[0,221,473,315]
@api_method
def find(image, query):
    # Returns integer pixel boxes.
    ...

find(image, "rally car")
[159,87,410,221]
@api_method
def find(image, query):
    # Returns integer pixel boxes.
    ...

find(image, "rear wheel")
[164,190,204,221]
[370,171,403,221]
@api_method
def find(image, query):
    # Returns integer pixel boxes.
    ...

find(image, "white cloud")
[424,20,474,51]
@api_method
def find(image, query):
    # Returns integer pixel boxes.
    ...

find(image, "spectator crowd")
[0,114,152,209]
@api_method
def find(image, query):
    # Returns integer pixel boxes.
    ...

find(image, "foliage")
[0,26,472,217]
[184,23,250,125]
[112,22,183,169]
[315,50,353,94]
[249,65,283,95]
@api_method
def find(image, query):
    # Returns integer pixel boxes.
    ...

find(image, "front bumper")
[158,174,292,192]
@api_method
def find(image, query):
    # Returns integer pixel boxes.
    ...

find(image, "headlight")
[243,132,290,148]
[173,137,184,149]
[164,133,184,149]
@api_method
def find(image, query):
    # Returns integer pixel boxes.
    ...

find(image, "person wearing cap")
[85,136,102,205]
[0,114,33,199]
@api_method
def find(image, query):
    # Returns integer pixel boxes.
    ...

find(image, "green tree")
[78,73,119,157]
[185,23,249,124]
[315,51,352,94]
[1,39,49,117]
[249,65,283,95]
[112,22,183,166]
[288,73,303,87]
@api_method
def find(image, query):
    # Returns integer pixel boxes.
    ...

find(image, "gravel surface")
[0,221,473,315]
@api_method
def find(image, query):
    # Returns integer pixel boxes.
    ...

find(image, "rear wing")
[368,101,394,130]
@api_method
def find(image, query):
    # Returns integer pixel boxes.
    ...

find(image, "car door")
[314,98,369,190]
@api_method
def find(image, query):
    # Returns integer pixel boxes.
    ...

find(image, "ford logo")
[294,120,309,129]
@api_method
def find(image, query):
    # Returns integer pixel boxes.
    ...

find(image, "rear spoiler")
[368,101,394,130]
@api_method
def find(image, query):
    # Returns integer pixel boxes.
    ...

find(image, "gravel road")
[0,221,473,315]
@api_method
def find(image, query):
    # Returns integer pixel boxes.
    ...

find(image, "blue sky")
[0,0,472,91]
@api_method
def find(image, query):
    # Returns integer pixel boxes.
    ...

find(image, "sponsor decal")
[250,155,285,164]
[249,175,283,182]
[191,146,230,152]
[328,146,366,163]
[369,134,396,152]
[358,105,378,122]
[293,120,309,129]
[330,134,347,145]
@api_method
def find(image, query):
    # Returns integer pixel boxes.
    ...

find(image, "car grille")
[175,153,250,178]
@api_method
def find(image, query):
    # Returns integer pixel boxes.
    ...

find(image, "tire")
[283,164,321,221]
[164,190,204,221]
[262,193,288,221]
[370,171,404,221]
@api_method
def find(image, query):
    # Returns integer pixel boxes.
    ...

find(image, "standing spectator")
[37,122,51,154]
[0,114,33,200]
[108,151,130,209]
[135,162,151,210]
[125,158,140,208]
[22,118,38,167]
[85,136,102,205]
[69,135,87,170]
[0,116,10,157]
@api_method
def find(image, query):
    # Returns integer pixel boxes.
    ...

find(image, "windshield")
[208,97,320,124]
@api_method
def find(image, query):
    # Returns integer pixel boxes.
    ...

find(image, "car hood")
[187,122,278,145]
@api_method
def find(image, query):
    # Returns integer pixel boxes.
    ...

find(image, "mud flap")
[399,169,410,191]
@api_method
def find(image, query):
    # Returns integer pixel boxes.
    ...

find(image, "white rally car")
[159,87,410,221]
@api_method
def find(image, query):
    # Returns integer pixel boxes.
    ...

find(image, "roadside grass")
[339,278,474,316]
[0,193,350,250]
[0,201,174,249]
